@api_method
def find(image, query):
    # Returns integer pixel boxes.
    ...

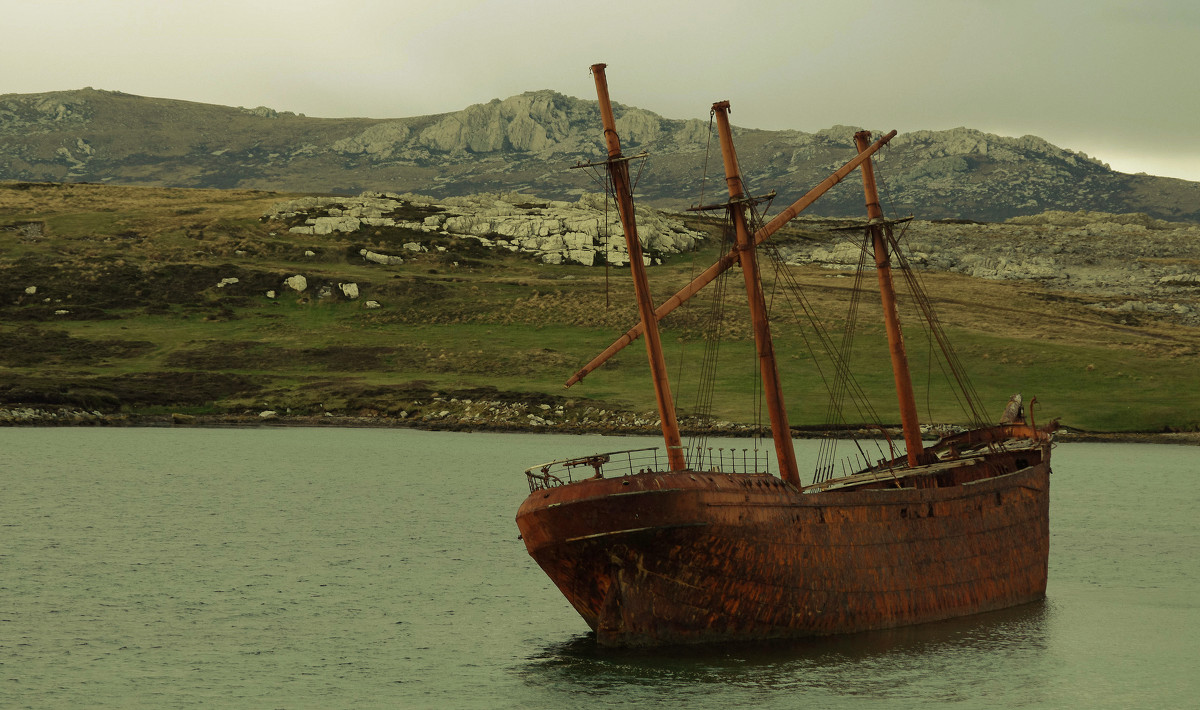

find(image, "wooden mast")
[590,63,686,471]
[854,130,924,466]
[711,101,800,487]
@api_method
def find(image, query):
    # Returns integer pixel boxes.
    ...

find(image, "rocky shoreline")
[4,405,1195,446]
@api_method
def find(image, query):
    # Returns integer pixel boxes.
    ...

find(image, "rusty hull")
[516,444,1050,647]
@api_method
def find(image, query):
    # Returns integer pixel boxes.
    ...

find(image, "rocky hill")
[3,88,1198,222]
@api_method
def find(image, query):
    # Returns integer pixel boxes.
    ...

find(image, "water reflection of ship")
[519,602,1051,696]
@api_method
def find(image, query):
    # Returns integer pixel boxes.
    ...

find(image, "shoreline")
[2,407,1196,445]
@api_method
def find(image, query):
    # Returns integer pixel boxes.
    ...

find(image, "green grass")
[18,295,1200,431]
[4,182,1199,432]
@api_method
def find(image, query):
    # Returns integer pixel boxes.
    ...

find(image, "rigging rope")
[602,177,611,309]
[763,241,890,483]
[815,236,872,481]
[886,223,989,428]
[697,111,715,211]
[576,161,614,310]
[869,152,987,427]
[659,130,991,477]
[684,214,735,466]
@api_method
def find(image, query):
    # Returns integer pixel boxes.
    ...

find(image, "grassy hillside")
[2,181,1198,433]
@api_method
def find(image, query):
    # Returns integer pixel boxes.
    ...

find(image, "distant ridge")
[2,88,1198,222]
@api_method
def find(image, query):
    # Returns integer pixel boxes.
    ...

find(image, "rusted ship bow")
[516,64,1055,647]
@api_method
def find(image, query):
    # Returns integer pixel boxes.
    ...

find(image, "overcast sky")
[5,0,1198,181]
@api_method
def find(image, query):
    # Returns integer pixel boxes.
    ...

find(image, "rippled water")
[2,429,1197,708]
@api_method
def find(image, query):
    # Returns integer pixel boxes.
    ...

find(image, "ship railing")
[525,446,773,492]
[525,447,663,492]
[683,445,771,475]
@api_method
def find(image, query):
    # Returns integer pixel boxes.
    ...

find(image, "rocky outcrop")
[332,121,411,157]
[408,91,709,158]
[264,191,704,267]
[263,189,1200,323]
[778,210,1200,325]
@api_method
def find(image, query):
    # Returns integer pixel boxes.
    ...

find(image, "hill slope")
[2,182,1199,435]
[3,88,1198,222]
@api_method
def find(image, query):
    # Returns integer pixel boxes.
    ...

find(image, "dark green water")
[2,429,1196,708]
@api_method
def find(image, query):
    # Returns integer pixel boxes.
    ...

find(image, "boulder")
[310,216,361,235]
[360,249,404,265]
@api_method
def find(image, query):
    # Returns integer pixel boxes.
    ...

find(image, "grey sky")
[5,0,1198,180]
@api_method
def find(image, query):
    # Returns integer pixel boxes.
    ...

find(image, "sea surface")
[2,428,1197,709]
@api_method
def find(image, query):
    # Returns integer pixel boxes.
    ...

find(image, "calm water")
[2,429,1197,709]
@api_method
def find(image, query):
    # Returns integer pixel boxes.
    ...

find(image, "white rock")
[567,249,595,266]
[266,290,276,298]
[360,249,404,265]
[562,232,591,250]
[360,217,396,227]
[364,300,381,309]
[340,282,360,299]
[285,274,308,292]
[311,216,361,235]
[25,286,37,294]
[305,250,316,257]
[217,277,239,288]
[259,410,278,419]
